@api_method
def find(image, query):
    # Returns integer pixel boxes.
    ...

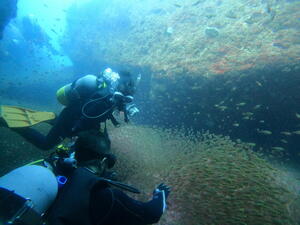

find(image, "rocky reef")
[63,0,300,78]
[0,0,18,39]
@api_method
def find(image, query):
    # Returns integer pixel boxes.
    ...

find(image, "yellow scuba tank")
[56,83,72,106]
[56,75,102,106]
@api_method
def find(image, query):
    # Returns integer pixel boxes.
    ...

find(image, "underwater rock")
[173,3,182,8]
[62,0,300,78]
[205,27,219,38]
[273,42,289,49]
[191,0,206,7]
[245,12,265,24]
[204,7,217,19]
[150,8,166,15]
[225,10,238,19]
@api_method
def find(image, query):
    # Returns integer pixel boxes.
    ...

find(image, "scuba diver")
[0,68,140,150]
[0,130,171,225]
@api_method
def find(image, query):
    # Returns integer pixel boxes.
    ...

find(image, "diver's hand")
[126,104,139,117]
[153,183,171,212]
[153,183,171,199]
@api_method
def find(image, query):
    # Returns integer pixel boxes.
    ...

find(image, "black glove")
[153,183,171,199]
[152,183,171,213]
[103,153,117,169]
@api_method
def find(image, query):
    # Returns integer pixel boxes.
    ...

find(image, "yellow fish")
[236,102,246,106]
[296,113,300,119]
[293,130,300,135]
[233,123,239,127]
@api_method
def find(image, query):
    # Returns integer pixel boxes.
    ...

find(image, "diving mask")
[102,68,120,91]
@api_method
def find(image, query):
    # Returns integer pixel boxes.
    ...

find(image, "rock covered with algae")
[110,125,300,225]
[63,0,300,78]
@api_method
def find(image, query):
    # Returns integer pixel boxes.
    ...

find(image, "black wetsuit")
[13,89,119,150]
[47,168,164,225]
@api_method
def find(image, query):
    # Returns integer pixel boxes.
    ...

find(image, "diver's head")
[101,68,139,96]
[117,71,136,96]
[74,130,111,164]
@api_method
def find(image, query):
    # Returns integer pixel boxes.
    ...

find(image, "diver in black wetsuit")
[46,130,171,225]
[0,130,171,225]
[11,68,140,150]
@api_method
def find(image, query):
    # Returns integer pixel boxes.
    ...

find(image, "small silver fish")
[280,139,288,144]
[236,102,246,106]
[271,147,285,151]
[256,81,262,87]
[281,131,292,136]
[247,143,256,147]
[257,129,272,135]
[242,112,253,116]
[254,105,261,109]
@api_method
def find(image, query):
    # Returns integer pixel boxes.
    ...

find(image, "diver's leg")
[45,115,58,126]
[12,108,73,150]
[13,127,62,150]
[0,117,7,127]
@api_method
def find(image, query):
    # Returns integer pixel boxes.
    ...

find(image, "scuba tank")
[0,165,58,225]
[0,140,79,225]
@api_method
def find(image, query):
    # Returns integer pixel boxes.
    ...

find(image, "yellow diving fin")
[0,105,56,128]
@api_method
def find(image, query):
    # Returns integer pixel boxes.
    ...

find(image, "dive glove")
[153,183,171,212]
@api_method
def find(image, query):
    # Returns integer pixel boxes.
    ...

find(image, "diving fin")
[0,105,56,128]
